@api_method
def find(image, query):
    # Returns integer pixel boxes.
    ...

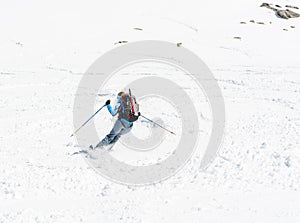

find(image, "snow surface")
[1,0,300,222]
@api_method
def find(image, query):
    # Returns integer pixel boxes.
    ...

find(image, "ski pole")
[70,104,106,137]
[140,114,176,135]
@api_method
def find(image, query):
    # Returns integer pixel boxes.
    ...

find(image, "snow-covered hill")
[1,0,300,222]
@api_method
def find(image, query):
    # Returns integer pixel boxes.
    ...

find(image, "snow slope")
[0,0,300,222]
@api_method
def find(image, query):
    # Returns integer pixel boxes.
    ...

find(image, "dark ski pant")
[96,119,132,148]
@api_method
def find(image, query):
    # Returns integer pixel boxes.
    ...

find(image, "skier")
[92,91,140,150]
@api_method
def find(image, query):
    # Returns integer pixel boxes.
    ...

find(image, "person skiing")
[92,91,140,150]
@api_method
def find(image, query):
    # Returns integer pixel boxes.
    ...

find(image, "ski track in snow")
[1,0,300,222]
[1,65,299,222]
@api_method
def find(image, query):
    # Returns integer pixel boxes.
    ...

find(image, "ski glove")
[105,100,110,105]
[129,114,139,122]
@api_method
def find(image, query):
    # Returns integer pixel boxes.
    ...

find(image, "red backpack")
[118,89,139,122]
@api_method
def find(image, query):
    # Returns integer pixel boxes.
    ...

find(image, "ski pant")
[96,119,132,148]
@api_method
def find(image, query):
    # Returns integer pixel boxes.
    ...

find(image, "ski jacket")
[106,97,133,127]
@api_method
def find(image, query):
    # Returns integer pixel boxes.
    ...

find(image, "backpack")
[118,89,139,122]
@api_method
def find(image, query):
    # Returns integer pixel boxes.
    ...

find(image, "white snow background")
[0,0,300,222]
